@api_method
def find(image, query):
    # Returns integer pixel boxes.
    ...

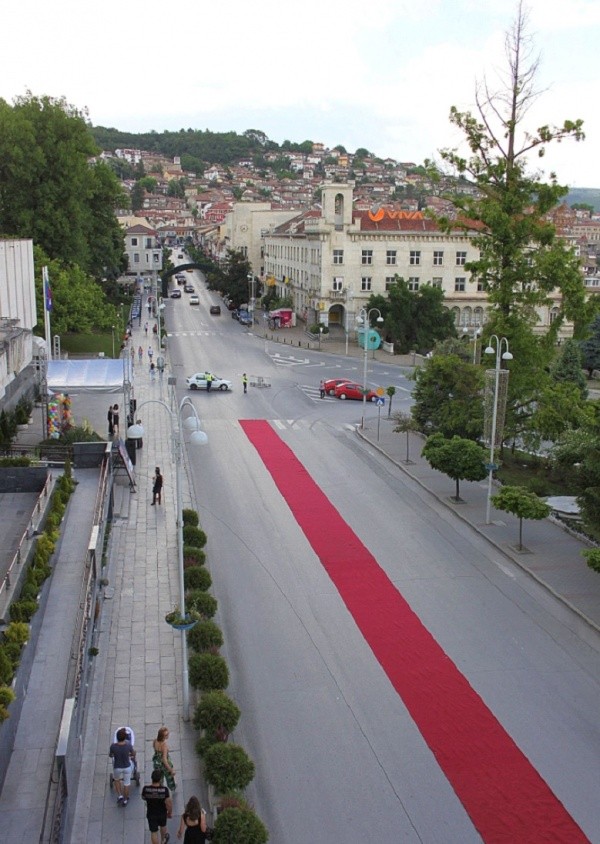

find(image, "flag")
[43,267,53,312]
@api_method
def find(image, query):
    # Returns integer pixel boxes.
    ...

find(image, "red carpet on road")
[240,419,588,844]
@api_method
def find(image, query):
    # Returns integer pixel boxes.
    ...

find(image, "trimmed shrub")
[188,619,223,653]
[9,600,38,623]
[182,508,200,527]
[193,690,240,740]
[183,546,206,567]
[186,590,217,619]
[4,622,29,646]
[188,652,229,691]
[195,734,214,758]
[1,642,22,668]
[19,582,39,602]
[0,649,14,685]
[213,807,268,844]
[182,525,207,548]
[204,743,255,794]
[184,566,212,591]
[0,686,15,708]
[217,792,252,813]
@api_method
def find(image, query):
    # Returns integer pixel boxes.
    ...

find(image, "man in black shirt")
[109,727,136,806]
[142,769,173,844]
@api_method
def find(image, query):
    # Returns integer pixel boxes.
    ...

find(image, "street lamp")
[484,336,513,524]
[318,325,323,350]
[462,326,482,364]
[247,272,255,321]
[357,307,384,429]
[127,397,208,720]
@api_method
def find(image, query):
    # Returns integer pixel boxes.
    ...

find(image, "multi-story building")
[123,224,163,276]
[0,239,37,409]
[262,182,569,340]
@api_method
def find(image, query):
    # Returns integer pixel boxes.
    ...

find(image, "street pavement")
[2,314,599,842]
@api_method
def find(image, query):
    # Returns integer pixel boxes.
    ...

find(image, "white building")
[123,224,163,276]
[0,239,37,406]
[262,182,568,338]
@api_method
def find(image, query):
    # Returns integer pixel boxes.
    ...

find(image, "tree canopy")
[412,354,484,440]
[0,93,125,278]
[422,433,487,501]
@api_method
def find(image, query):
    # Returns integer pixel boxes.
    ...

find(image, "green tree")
[393,410,418,463]
[367,279,455,353]
[130,181,145,212]
[491,485,551,550]
[579,313,600,378]
[435,5,589,438]
[412,355,484,439]
[137,175,157,193]
[0,94,124,276]
[550,339,587,397]
[422,433,487,501]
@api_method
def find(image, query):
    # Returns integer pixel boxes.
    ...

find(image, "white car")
[189,295,200,305]
[186,372,232,391]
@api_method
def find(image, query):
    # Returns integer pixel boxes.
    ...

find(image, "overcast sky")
[3,0,598,187]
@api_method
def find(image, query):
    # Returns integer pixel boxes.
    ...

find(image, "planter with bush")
[186,590,218,619]
[188,620,224,653]
[203,743,255,794]
[189,652,229,692]
[184,565,212,591]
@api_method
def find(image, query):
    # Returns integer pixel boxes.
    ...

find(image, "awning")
[47,359,125,394]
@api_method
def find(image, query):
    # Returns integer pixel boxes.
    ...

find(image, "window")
[455,277,466,292]
[432,277,442,289]
[386,250,397,265]
[410,250,421,265]
[361,277,372,292]
[145,238,153,248]
[133,253,140,263]
[433,251,444,266]
[332,277,343,292]
[408,277,419,291]
[361,250,373,265]
[131,237,138,246]
[456,251,467,266]
[385,276,397,291]
[477,280,485,292]
[153,253,160,262]
[333,249,344,265]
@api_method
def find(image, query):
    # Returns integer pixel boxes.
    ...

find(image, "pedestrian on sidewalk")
[152,726,176,789]
[148,346,154,362]
[112,404,120,437]
[131,346,135,368]
[319,379,326,399]
[145,321,149,336]
[151,467,163,505]
[142,769,173,844]
[139,345,144,363]
[107,405,114,437]
[176,795,207,842]
[109,727,136,807]
[242,373,248,394]
[150,361,156,380]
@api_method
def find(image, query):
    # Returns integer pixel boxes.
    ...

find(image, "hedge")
[182,508,200,527]
[183,546,206,566]
[188,652,229,691]
[182,525,207,548]
[213,807,269,844]
[186,590,218,619]
[184,566,212,591]
[203,743,255,794]
[187,619,223,653]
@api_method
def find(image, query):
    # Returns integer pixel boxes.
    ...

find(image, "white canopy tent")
[47,359,125,394]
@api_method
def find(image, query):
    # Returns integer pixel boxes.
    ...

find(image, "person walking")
[139,345,144,363]
[131,346,135,368]
[152,726,176,789]
[109,727,136,807]
[150,361,156,381]
[242,373,248,394]
[205,372,213,392]
[319,379,326,399]
[148,346,154,362]
[176,795,207,842]
[142,769,173,844]
[151,467,163,506]
[112,404,120,437]
[145,321,149,336]
[107,405,114,437]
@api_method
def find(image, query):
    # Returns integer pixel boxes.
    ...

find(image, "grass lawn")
[496,449,578,497]
[60,333,117,358]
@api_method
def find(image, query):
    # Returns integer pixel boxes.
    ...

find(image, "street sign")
[485,463,499,471]
[376,397,385,407]
[376,386,385,396]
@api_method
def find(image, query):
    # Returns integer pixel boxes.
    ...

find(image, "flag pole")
[42,266,52,361]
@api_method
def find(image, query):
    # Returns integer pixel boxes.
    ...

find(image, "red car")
[334,382,384,402]
[323,377,352,396]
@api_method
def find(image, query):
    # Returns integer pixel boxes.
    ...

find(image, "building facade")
[123,224,163,276]
[262,183,569,340]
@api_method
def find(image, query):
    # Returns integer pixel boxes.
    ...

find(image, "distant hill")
[565,188,600,211]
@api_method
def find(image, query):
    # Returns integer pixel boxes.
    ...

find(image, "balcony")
[329,288,346,300]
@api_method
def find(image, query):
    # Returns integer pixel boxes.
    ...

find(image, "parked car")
[186,372,232,391]
[238,312,252,326]
[209,305,221,315]
[170,289,182,299]
[177,253,184,259]
[231,309,239,320]
[227,301,237,311]
[189,295,200,305]
[184,284,195,293]
[323,377,353,396]
[334,382,383,402]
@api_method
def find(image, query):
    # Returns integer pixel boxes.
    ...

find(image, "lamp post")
[484,335,513,524]
[318,325,323,351]
[247,272,255,321]
[127,397,208,720]
[462,326,482,364]
[357,307,383,429]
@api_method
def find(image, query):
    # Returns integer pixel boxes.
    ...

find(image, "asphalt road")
[164,269,600,843]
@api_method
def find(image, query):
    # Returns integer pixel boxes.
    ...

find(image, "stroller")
[109,726,141,789]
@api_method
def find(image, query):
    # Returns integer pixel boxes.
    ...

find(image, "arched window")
[334,193,344,228]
